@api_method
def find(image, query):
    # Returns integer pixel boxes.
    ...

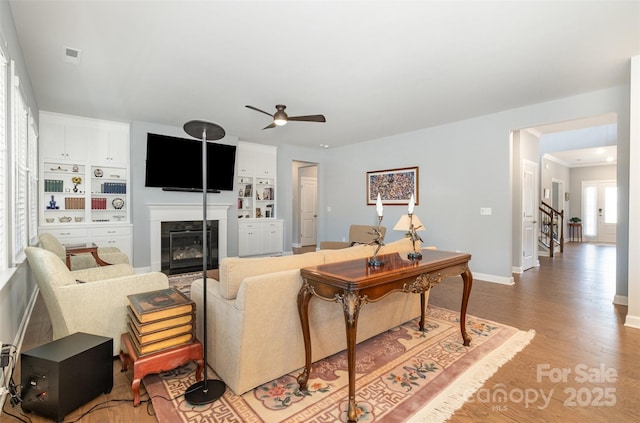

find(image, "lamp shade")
[393,214,425,231]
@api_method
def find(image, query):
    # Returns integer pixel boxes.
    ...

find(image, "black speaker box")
[20,332,113,422]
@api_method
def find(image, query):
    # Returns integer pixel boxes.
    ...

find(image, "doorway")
[292,161,318,248]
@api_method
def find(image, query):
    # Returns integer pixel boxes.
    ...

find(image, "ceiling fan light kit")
[246,104,326,130]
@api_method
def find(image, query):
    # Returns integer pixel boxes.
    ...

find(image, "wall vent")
[64,46,81,64]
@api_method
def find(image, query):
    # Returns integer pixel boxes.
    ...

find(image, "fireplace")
[148,203,230,273]
[161,220,218,274]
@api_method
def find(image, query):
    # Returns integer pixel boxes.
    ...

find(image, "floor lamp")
[183,119,226,405]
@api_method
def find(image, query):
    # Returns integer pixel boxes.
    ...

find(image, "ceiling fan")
[245,104,326,130]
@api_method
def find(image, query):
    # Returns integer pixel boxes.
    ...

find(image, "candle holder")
[368,216,385,267]
[407,213,423,261]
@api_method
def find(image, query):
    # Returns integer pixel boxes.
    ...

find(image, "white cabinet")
[88,125,129,165]
[39,227,89,246]
[235,141,277,220]
[238,220,283,257]
[90,225,132,258]
[40,118,87,162]
[260,220,284,254]
[39,112,132,260]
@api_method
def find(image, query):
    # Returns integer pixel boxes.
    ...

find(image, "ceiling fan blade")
[262,122,276,130]
[246,105,274,117]
[287,114,326,123]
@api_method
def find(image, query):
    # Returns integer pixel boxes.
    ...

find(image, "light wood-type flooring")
[2,242,639,422]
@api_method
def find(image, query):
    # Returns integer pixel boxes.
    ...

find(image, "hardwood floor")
[2,242,639,422]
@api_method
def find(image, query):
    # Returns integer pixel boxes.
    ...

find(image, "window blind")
[0,50,7,270]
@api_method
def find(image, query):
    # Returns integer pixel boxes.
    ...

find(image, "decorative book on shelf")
[127,288,194,324]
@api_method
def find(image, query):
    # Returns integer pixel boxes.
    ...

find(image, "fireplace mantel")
[148,203,230,272]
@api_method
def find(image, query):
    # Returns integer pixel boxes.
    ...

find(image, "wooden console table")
[297,249,473,423]
[64,242,111,269]
[119,333,204,406]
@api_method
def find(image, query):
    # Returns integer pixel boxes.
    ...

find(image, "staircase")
[539,201,564,257]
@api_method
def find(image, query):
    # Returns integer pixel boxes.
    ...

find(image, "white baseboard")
[474,272,514,285]
[613,294,628,306]
[624,314,640,329]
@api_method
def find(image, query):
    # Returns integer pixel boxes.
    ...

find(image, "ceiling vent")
[64,46,81,64]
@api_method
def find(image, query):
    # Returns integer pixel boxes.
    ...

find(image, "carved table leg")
[341,291,363,423]
[460,267,473,346]
[419,292,426,331]
[296,281,314,390]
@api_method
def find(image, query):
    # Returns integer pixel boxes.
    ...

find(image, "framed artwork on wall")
[366,166,419,205]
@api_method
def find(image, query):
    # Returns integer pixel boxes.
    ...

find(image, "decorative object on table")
[45,218,54,223]
[94,168,104,177]
[71,176,82,192]
[368,193,385,267]
[75,217,83,222]
[366,166,418,205]
[58,216,72,223]
[47,195,59,210]
[183,119,227,405]
[393,194,425,260]
[112,197,125,209]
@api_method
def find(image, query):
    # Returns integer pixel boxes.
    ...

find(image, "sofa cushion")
[218,252,325,300]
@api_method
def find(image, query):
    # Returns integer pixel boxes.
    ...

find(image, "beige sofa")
[191,237,429,395]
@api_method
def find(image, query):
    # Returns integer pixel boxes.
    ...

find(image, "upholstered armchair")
[38,232,130,271]
[319,224,387,250]
[25,246,170,355]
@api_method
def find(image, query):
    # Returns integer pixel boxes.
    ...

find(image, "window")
[10,61,28,265]
[0,49,7,271]
[28,113,38,244]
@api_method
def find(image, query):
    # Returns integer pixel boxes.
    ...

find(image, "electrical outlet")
[480,207,492,215]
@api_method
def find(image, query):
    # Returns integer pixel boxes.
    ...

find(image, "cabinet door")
[236,147,254,176]
[238,223,261,256]
[107,130,129,165]
[260,221,283,254]
[64,125,88,162]
[254,147,277,177]
[41,121,67,160]
[89,127,129,165]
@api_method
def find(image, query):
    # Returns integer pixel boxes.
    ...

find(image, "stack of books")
[126,288,196,356]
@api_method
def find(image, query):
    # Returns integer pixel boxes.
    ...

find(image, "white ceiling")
[8,1,640,150]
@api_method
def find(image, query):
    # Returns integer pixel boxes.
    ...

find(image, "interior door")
[522,160,537,271]
[300,176,317,246]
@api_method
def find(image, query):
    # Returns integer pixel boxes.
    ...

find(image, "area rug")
[144,306,534,423]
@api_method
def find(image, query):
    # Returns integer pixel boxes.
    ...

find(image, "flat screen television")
[145,132,237,192]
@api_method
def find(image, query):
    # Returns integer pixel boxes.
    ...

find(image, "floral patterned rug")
[143,305,534,423]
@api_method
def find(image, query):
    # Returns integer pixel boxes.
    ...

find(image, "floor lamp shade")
[182,120,226,405]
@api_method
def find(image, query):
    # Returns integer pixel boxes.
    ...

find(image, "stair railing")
[538,201,564,257]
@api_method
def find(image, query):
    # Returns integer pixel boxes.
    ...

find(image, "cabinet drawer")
[90,226,131,237]
[40,228,89,239]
